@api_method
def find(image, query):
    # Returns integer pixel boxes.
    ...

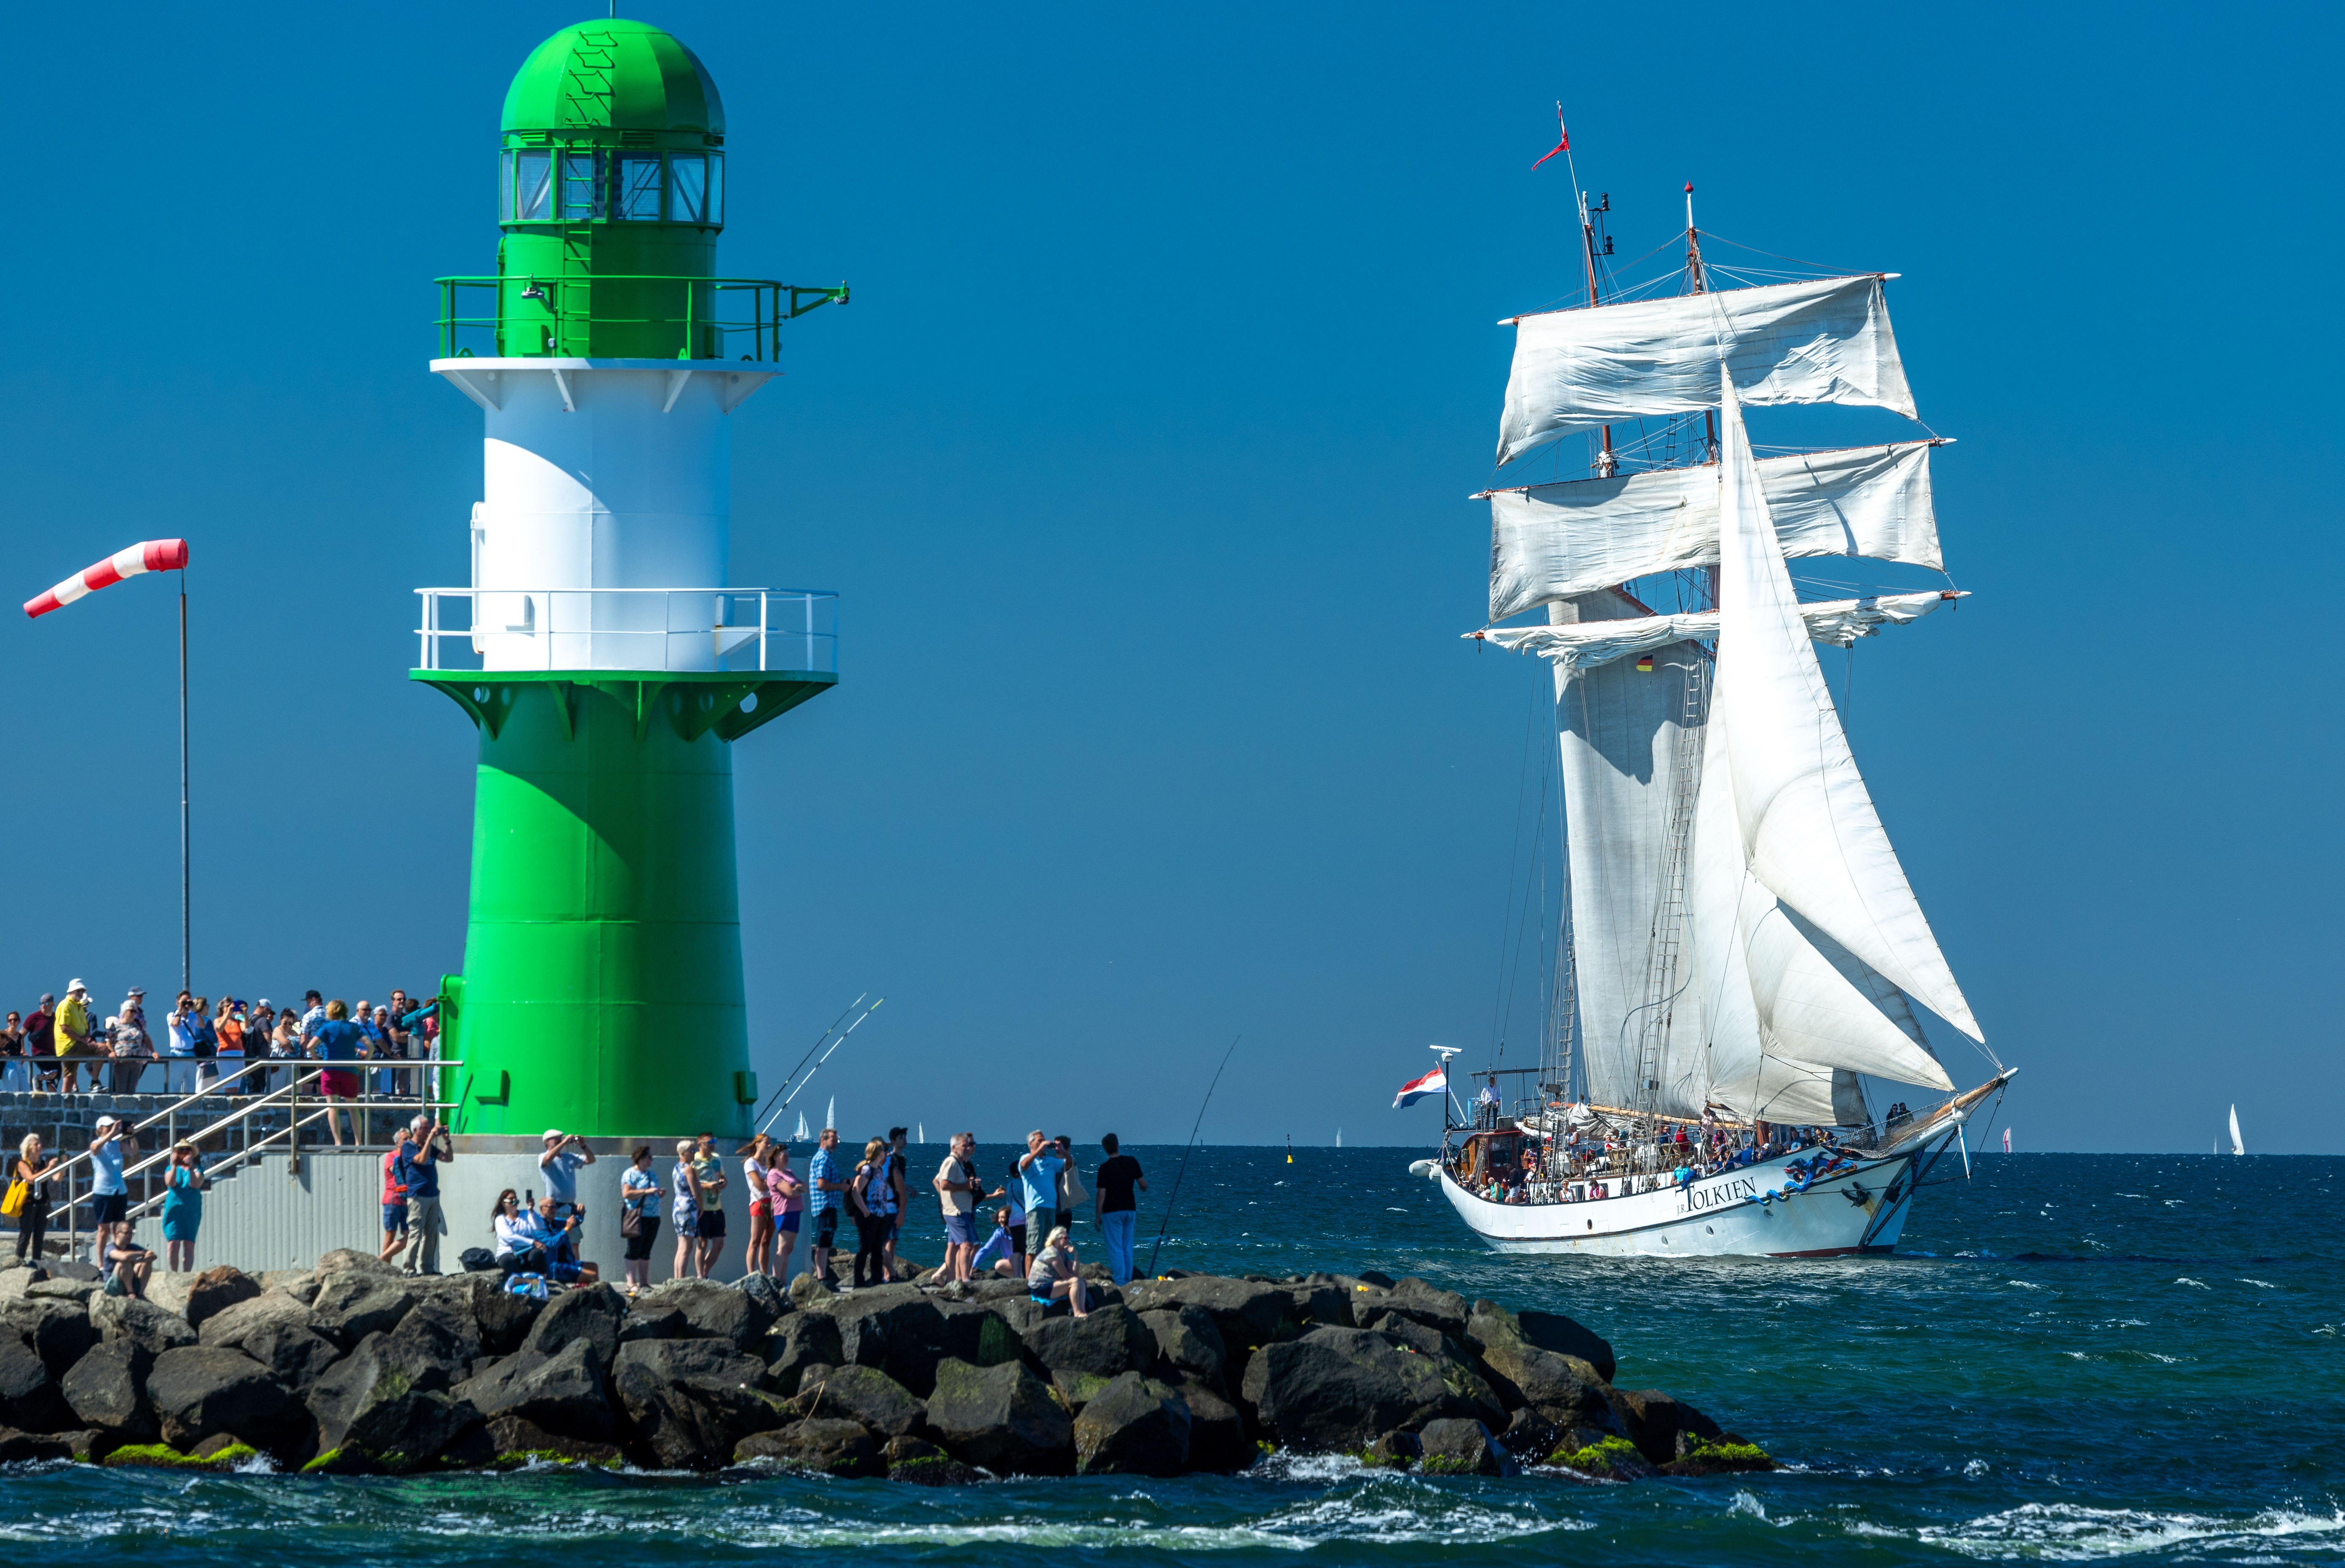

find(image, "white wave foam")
[1921,1502,2345,1561]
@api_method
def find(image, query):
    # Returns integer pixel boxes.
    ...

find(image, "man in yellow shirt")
[53,980,92,1093]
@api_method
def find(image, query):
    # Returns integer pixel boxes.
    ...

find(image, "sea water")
[1,1149,2335,1565]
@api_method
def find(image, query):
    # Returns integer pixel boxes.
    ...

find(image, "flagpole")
[179,568,189,997]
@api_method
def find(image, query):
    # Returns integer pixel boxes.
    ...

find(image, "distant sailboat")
[1337,1128,1343,1148]
[793,1111,809,1141]
[2230,1104,2244,1157]
[825,1097,836,1132]
[2002,1128,2011,1155]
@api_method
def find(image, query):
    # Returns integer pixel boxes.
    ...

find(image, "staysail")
[1708,373,1982,1043]
[1496,275,1915,467]
[1488,440,1941,619]
[1478,588,1960,677]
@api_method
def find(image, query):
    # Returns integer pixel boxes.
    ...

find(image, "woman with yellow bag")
[8,1135,60,1265]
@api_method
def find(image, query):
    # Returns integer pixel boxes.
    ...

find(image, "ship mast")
[1686,181,1717,463]
[1575,175,1615,476]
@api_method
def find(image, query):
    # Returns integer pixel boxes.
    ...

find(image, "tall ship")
[1424,152,2012,1257]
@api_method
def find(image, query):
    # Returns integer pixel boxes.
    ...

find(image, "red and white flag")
[24,539,188,619]
[1531,103,1569,170]
[1393,1065,1448,1109]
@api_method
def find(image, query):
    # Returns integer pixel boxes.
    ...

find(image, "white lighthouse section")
[431,357,774,672]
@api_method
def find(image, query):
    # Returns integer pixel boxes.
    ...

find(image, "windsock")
[24,540,188,619]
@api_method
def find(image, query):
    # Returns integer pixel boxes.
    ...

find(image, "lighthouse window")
[669,155,708,222]
[510,151,552,221]
[560,152,603,220]
[616,154,664,220]
[706,152,724,224]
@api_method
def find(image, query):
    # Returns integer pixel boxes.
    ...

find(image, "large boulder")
[921,1356,1072,1476]
[377,1297,483,1393]
[314,1248,403,1280]
[734,1417,883,1477]
[1024,1304,1152,1381]
[61,1340,156,1441]
[1175,1379,1251,1472]
[0,1336,69,1431]
[305,1334,480,1472]
[450,1338,613,1442]
[799,1364,924,1439]
[1248,1327,1481,1452]
[1417,1417,1515,1477]
[1072,1372,1190,1477]
[26,1277,99,1305]
[90,1296,198,1360]
[1370,1277,1471,1339]
[763,1312,845,1395]
[610,1338,786,1470]
[237,1323,345,1395]
[641,1279,776,1351]
[737,1272,789,1324]
[183,1267,263,1330]
[1607,1387,1722,1466]
[441,1411,624,1470]
[146,1346,307,1458]
[0,1427,75,1463]
[883,1433,979,1486]
[1140,1307,1228,1388]
[518,1284,625,1371]
[309,1273,415,1347]
[1288,1281,1355,1331]
[5,1298,98,1378]
[812,1287,949,1393]
[933,1301,1031,1373]
[0,1266,43,1303]
[1463,1312,1616,1432]
[1123,1277,1292,1352]
[1467,1299,1615,1384]
[196,1289,315,1354]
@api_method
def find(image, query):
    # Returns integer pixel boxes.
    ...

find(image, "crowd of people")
[462,1125,1151,1308]
[0,982,442,1120]
[1468,1106,1843,1205]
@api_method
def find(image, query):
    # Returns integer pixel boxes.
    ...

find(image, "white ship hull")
[1437,1139,1941,1258]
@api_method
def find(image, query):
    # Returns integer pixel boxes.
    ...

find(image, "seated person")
[492,1189,556,1276]
[542,1197,598,1285]
[1026,1226,1090,1318]
[1674,1163,1696,1189]
[106,1230,156,1300]
[970,1206,1020,1278]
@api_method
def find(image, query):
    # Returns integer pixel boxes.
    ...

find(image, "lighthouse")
[414,19,844,1221]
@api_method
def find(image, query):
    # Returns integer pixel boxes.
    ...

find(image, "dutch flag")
[1392,1065,1448,1109]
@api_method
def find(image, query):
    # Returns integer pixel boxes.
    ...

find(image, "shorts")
[1054,1209,1073,1232]
[813,1206,840,1247]
[1026,1212,1055,1258]
[697,1208,726,1241]
[945,1212,975,1246]
[623,1219,661,1261]
[750,1200,772,1219]
[778,1209,801,1234]
[320,1069,360,1099]
[92,1192,129,1226]
[382,1203,409,1234]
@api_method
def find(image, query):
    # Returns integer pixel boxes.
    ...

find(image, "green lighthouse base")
[415,669,832,1140]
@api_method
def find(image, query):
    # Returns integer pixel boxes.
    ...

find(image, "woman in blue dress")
[160,1141,208,1273]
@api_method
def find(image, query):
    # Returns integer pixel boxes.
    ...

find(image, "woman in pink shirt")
[767,1143,806,1282]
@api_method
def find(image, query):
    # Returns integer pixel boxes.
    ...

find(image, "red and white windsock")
[23,539,188,619]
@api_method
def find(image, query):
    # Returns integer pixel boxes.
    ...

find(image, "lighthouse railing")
[413,587,836,675]
[435,276,849,360]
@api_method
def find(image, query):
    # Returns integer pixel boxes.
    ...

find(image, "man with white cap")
[539,1129,595,1222]
[86,1113,138,1272]
[54,981,93,1093]
[109,990,152,1095]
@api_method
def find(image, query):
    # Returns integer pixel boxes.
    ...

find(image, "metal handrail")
[434,275,848,360]
[32,1058,465,1263]
[413,587,837,675]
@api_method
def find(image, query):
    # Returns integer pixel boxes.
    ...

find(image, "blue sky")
[0,2,2334,1152]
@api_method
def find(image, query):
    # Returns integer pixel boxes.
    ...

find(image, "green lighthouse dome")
[502,19,726,142]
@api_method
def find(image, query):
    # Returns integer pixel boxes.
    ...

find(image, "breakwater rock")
[0,1255,1775,1479]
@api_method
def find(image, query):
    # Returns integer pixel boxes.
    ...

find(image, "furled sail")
[1496,275,1916,466]
[1488,441,1942,619]
[1711,376,1983,1042]
[1551,589,1709,1118]
[1476,589,1960,677]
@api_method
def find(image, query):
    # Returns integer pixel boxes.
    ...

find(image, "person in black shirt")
[1092,1133,1147,1285]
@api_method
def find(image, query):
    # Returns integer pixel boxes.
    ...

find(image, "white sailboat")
[1427,163,2011,1259]
[794,1111,810,1142]
[2230,1105,2245,1156]
[825,1097,836,1133]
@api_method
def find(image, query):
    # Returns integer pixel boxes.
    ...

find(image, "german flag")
[1635,654,1654,672]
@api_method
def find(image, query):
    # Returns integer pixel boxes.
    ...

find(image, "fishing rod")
[755,996,886,1136]
[1145,1034,1241,1278]
[749,993,865,1130]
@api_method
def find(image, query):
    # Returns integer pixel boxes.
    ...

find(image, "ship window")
[560,152,603,220]
[510,151,552,221]
[616,154,663,219]
[669,155,707,222]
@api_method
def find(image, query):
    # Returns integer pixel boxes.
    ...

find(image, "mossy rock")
[500,1448,622,1471]
[1548,1435,1652,1479]
[1661,1437,1777,1477]
[104,1442,260,1472]
[1418,1454,1475,1475]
